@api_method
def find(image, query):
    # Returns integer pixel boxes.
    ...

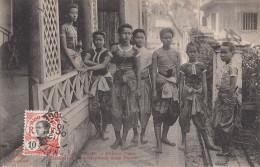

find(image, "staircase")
[0,26,11,46]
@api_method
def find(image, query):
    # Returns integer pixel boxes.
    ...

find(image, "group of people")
[61,4,238,164]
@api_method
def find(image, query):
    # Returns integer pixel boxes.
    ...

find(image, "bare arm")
[152,52,158,97]
[135,56,141,89]
[60,27,82,70]
[176,52,181,82]
[86,56,112,71]
[179,72,184,106]
[229,76,237,98]
[202,71,208,103]
[83,53,98,66]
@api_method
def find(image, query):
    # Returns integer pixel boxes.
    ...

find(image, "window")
[211,13,216,30]
[202,16,207,26]
[243,13,257,30]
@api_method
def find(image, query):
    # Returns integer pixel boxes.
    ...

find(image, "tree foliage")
[146,0,199,34]
[242,45,260,102]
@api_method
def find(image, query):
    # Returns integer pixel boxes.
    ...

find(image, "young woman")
[110,24,141,150]
[60,4,85,74]
[84,31,113,140]
[130,29,152,144]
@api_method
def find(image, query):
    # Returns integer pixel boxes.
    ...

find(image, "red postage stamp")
[23,110,63,156]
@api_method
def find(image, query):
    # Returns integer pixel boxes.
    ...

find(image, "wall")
[0,0,12,31]
[203,1,260,43]
[0,0,12,46]
[125,0,142,29]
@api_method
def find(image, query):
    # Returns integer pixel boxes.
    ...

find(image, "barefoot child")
[179,43,219,151]
[84,31,113,140]
[60,4,85,74]
[152,28,180,153]
[130,29,152,144]
[110,24,141,150]
[213,42,238,165]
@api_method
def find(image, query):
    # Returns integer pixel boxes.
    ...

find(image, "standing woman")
[84,31,113,140]
[60,4,85,74]
[130,29,152,144]
[110,24,141,150]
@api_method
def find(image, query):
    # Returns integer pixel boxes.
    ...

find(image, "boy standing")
[213,42,238,165]
[152,28,181,153]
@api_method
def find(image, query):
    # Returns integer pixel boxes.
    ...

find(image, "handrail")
[0,26,11,33]
[224,28,242,43]
[38,70,79,90]
[0,26,11,36]
[0,26,11,44]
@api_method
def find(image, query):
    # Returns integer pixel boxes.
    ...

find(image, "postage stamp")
[23,110,63,156]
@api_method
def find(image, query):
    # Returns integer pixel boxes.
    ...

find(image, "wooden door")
[98,11,119,48]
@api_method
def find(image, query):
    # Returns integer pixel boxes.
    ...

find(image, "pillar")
[81,0,93,51]
[119,0,126,25]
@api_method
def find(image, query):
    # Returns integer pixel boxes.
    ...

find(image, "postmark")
[23,110,64,156]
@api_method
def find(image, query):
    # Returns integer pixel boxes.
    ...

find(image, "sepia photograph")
[0,0,259,166]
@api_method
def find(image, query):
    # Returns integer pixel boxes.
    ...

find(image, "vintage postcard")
[0,0,259,167]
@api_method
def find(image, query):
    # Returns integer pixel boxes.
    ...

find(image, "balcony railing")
[0,26,11,46]
[32,70,89,115]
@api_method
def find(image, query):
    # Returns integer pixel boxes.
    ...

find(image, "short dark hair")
[36,120,51,133]
[67,3,78,14]
[92,31,106,40]
[118,23,133,34]
[189,28,203,36]
[221,42,235,53]
[160,28,174,38]
[186,42,199,53]
[133,29,146,37]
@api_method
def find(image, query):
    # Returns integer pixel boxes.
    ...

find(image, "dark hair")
[36,120,51,133]
[186,42,199,53]
[221,42,235,53]
[133,29,146,37]
[160,28,174,38]
[67,3,78,14]
[189,28,203,36]
[118,23,133,34]
[92,31,106,40]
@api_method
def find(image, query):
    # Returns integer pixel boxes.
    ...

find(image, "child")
[60,4,85,74]
[151,28,180,153]
[110,24,141,150]
[84,31,113,140]
[213,42,238,165]
[179,42,219,151]
[130,29,152,144]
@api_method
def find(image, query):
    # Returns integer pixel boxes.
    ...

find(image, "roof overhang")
[200,0,259,11]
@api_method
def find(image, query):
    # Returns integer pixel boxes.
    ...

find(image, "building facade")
[0,0,146,166]
[200,0,260,43]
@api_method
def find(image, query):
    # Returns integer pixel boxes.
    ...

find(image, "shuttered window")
[243,13,257,30]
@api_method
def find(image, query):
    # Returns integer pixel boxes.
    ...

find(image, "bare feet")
[215,157,228,166]
[161,138,176,147]
[216,152,229,157]
[101,132,109,140]
[94,131,101,140]
[140,134,148,144]
[111,140,121,149]
[131,134,139,143]
[154,145,162,153]
[121,140,128,150]
[178,143,185,151]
